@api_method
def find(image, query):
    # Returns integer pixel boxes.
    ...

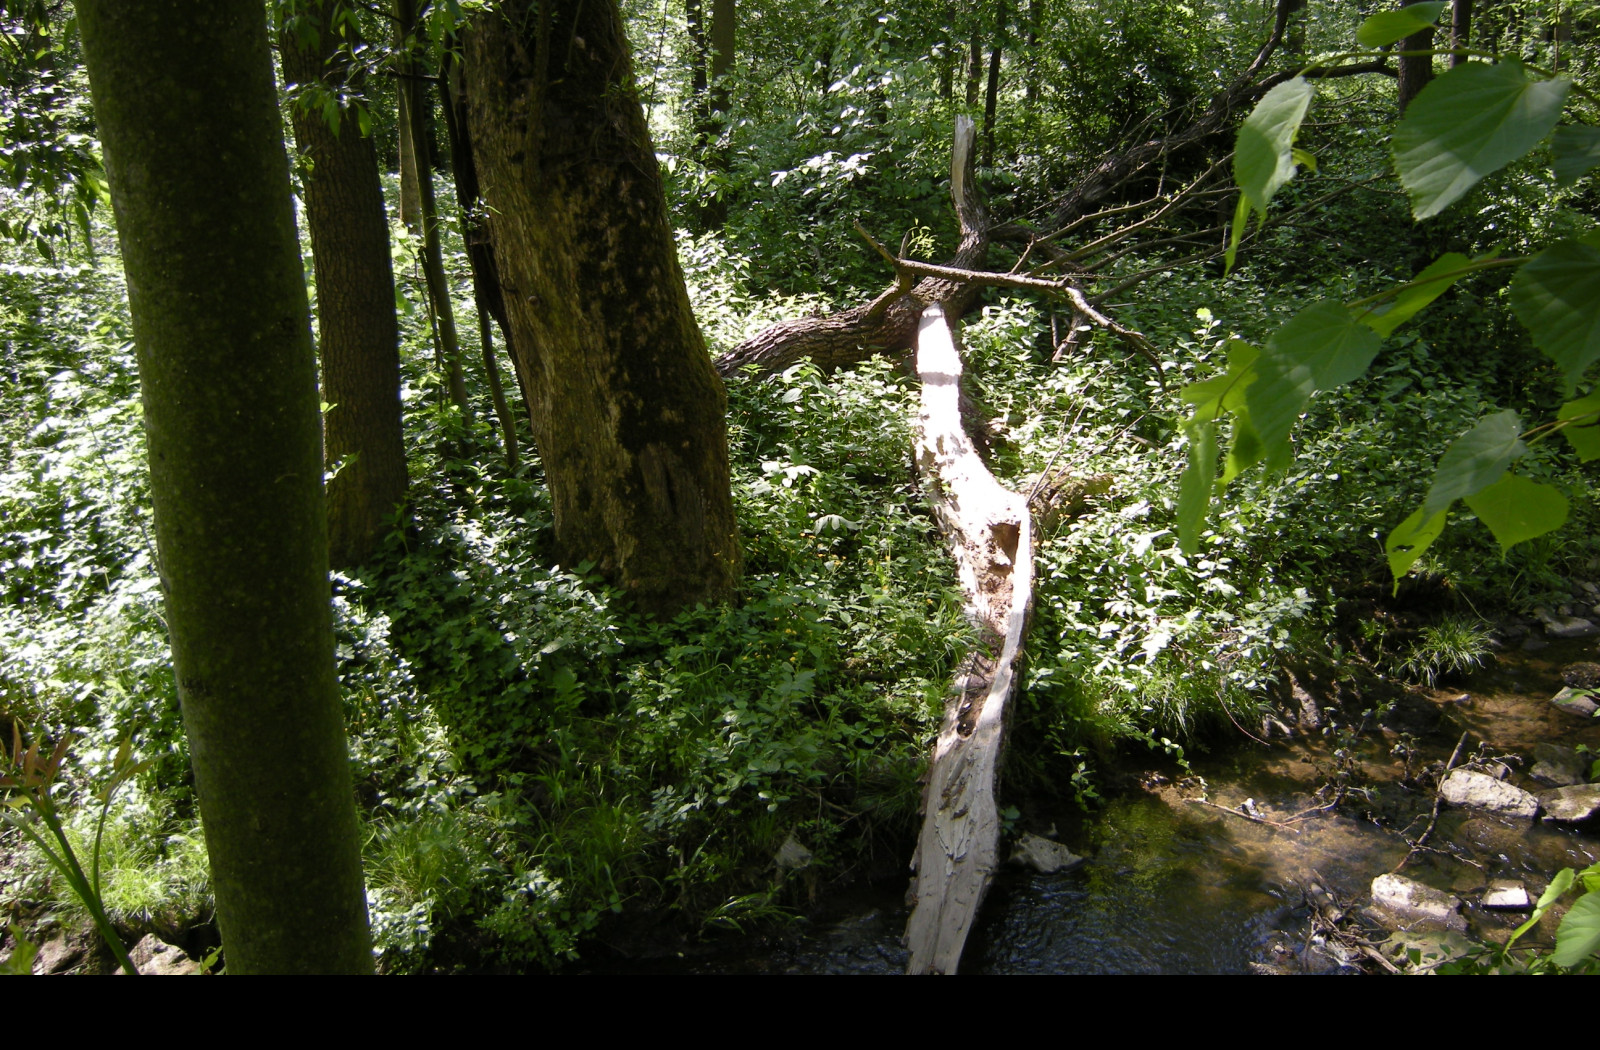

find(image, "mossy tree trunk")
[280,0,409,569]
[464,0,741,616]
[74,0,372,974]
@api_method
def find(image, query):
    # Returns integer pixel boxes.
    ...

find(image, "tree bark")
[74,0,371,973]
[1450,0,1473,66]
[465,0,741,616]
[1397,1,1436,115]
[395,0,471,418]
[281,0,409,569]
[982,0,1005,167]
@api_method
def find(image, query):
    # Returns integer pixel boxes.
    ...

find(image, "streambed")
[643,638,1600,974]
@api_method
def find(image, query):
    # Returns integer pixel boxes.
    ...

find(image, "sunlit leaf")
[1393,61,1571,220]
[1356,1,1446,47]
[1510,235,1600,395]
[1357,252,1476,337]
[1246,302,1382,470]
[1422,410,1526,518]
[1386,506,1448,588]
[1558,391,1600,461]
[1552,891,1600,968]
[1235,78,1315,220]
[1463,473,1569,554]
[1177,420,1217,554]
[1291,147,1317,173]
[1552,125,1600,187]
[1224,192,1249,274]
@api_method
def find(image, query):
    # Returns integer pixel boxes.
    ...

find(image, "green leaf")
[1463,473,1569,554]
[1509,235,1600,395]
[1246,301,1383,470]
[1356,1,1447,47]
[1386,507,1448,588]
[1180,339,1258,421]
[1291,147,1318,174]
[1356,252,1477,337]
[1422,409,1526,518]
[1235,78,1315,219]
[1177,420,1218,554]
[1551,891,1600,968]
[1552,125,1600,187]
[1558,391,1600,461]
[1224,192,1248,274]
[1222,408,1265,483]
[1392,61,1571,220]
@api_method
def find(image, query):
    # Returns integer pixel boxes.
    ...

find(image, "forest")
[1,0,1598,974]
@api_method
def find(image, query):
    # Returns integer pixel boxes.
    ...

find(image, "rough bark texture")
[904,304,1034,975]
[281,0,409,569]
[75,0,371,973]
[465,0,741,615]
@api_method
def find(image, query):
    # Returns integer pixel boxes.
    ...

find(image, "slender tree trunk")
[466,0,741,616]
[74,0,371,974]
[281,0,409,568]
[1023,0,1041,104]
[1397,0,1436,114]
[439,43,522,468]
[982,0,1005,166]
[966,25,983,107]
[396,0,470,418]
[1450,0,1473,65]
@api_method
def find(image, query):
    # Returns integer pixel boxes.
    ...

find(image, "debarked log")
[904,302,1035,975]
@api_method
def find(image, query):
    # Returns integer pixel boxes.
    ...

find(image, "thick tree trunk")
[281,0,409,569]
[1450,0,1473,66]
[465,0,741,616]
[75,0,371,973]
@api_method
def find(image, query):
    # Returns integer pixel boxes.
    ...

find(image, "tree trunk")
[280,0,409,569]
[465,0,741,616]
[74,0,371,973]
[1397,1,1436,115]
[1450,0,1473,65]
[438,42,523,469]
[982,0,1005,167]
[396,0,471,418]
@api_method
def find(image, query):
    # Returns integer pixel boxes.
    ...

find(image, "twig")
[1186,797,1301,833]
[1392,731,1470,873]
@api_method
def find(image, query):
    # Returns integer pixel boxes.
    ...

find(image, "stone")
[1540,784,1600,824]
[775,833,813,870]
[124,934,200,976]
[1371,873,1466,930]
[1439,768,1540,819]
[1548,617,1600,639]
[1482,879,1531,910]
[1551,687,1600,719]
[1563,663,1600,689]
[1531,743,1590,787]
[1523,636,1550,652]
[1010,833,1084,874]
[30,935,82,975]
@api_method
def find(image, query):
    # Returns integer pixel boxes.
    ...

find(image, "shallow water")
[635,639,1600,974]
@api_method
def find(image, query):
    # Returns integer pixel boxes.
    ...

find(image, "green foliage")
[1399,617,1493,687]
[1181,11,1599,590]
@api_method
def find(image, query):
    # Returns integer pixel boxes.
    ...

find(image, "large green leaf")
[1551,891,1600,968]
[1423,410,1526,517]
[1246,302,1383,470]
[1386,506,1447,588]
[1235,78,1315,218]
[1356,1,1446,47]
[1392,61,1571,220]
[1177,420,1218,554]
[1463,473,1569,554]
[1552,125,1600,187]
[1180,339,1258,421]
[1356,252,1476,337]
[1509,235,1600,395]
[1558,391,1600,462]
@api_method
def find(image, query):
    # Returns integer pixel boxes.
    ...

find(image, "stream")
[628,636,1600,974]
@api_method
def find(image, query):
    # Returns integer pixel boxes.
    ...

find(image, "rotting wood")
[904,302,1035,975]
